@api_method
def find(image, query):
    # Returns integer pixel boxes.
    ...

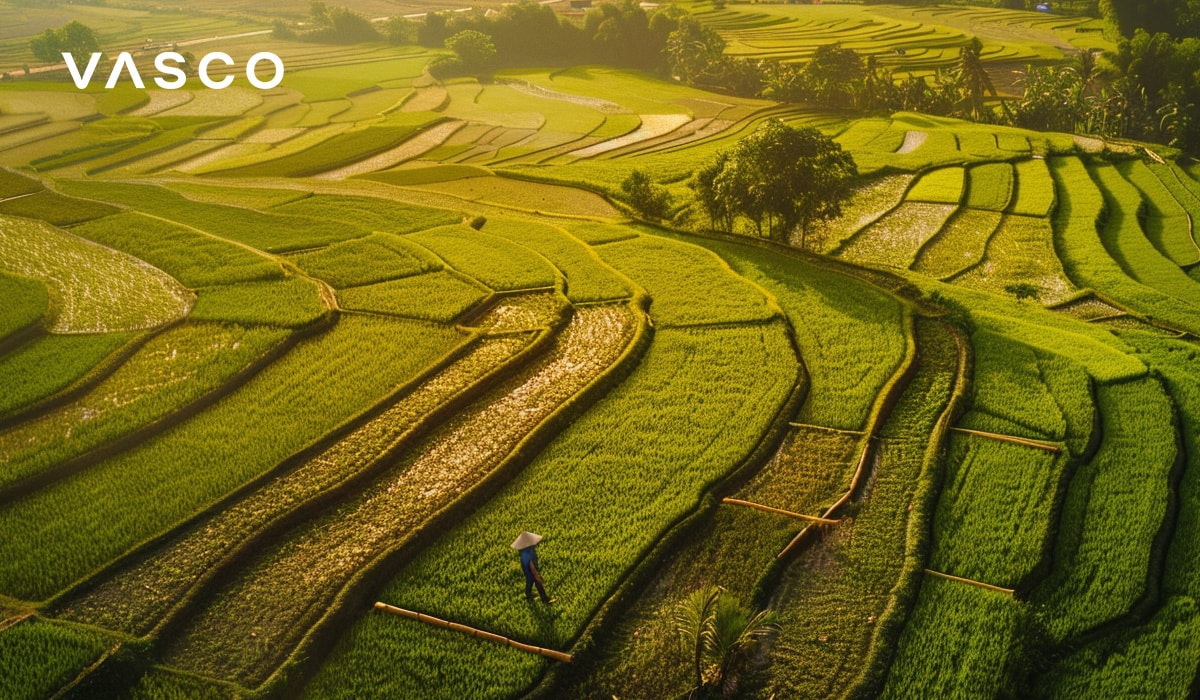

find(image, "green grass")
[271,195,459,235]
[1142,162,1200,266]
[481,218,632,303]
[357,164,491,187]
[1089,162,1200,310]
[1011,158,1056,217]
[962,330,1069,441]
[928,433,1067,587]
[0,169,43,198]
[0,324,287,491]
[56,181,370,253]
[0,618,111,700]
[306,320,798,699]
[0,332,136,417]
[292,233,443,288]
[72,213,283,288]
[218,120,441,177]
[0,191,120,227]
[561,221,640,245]
[677,233,907,430]
[879,577,1026,699]
[1049,157,1200,335]
[594,233,778,326]
[407,225,559,291]
[189,278,327,328]
[1032,377,1176,642]
[337,271,490,323]
[906,167,965,204]
[0,271,47,341]
[163,182,311,209]
[1117,161,1198,268]
[1036,596,1200,698]
[0,316,464,601]
[965,162,1014,211]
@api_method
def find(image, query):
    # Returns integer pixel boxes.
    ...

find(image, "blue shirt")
[520,547,539,580]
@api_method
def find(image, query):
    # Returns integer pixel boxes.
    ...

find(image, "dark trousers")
[525,575,549,602]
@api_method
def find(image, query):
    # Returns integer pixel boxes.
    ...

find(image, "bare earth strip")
[569,114,692,158]
[58,333,534,634]
[315,121,465,180]
[896,130,928,154]
[161,303,638,687]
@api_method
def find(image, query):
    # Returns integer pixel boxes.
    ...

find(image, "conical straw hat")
[511,531,543,550]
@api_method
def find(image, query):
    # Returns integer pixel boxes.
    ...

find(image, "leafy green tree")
[30,20,99,64]
[665,16,726,85]
[445,30,496,72]
[801,43,866,110]
[690,119,857,246]
[621,170,673,219]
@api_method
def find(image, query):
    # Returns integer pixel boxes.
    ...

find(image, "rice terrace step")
[2,0,1199,698]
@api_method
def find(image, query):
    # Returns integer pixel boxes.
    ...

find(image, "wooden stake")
[722,498,840,524]
[923,569,1014,596]
[950,427,1061,452]
[373,602,573,664]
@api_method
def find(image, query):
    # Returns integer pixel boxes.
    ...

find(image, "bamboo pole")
[373,602,573,663]
[949,427,1061,452]
[722,498,841,524]
[786,422,867,436]
[923,569,1014,596]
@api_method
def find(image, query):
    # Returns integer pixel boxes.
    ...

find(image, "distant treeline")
[276,0,1200,157]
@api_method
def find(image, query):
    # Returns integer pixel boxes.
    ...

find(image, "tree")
[956,37,997,121]
[673,586,778,698]
[444,30,496,73]
[665,16,726,85]
[801,43,866,110]
[689,119,857,246]
[621,170,672,219]
[30,20,99,64]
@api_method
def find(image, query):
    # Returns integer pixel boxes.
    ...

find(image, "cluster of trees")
[409,0,678,72]
[29,20,98,63]
[688,119,857,246]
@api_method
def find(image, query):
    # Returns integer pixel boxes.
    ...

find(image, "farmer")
[512,531,555,604]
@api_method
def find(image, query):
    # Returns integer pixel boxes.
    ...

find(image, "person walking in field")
[512,531,555,604]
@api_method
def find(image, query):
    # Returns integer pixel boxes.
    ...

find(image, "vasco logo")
[64,51,284,90]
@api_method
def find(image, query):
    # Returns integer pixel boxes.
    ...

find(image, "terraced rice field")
[3,5,1200,700]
